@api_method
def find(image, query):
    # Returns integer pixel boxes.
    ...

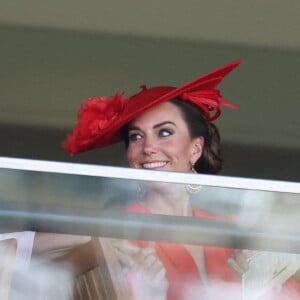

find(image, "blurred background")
[0,0,299,181]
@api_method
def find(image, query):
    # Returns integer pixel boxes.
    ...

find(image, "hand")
[227,249,257,276]
[112,240,168,299]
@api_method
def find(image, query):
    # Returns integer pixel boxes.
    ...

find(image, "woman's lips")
[142,161,167,169]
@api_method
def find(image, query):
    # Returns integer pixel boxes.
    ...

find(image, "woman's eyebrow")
[153,121,177,129]
[127,125,141,132]
[128,121,176,132]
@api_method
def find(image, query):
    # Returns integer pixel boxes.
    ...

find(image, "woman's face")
[126,102,203,173]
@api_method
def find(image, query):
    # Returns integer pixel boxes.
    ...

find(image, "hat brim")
[63,60,241,154]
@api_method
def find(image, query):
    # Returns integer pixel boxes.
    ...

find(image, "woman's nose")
[143,136,157,155]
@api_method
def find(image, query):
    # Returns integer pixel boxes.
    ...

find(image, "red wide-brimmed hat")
[63,60,241,154]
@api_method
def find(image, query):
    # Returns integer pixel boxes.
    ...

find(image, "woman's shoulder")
[193,207,237,221]
[125,202,150,213]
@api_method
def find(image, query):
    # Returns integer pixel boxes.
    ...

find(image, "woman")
[63,60,300,299]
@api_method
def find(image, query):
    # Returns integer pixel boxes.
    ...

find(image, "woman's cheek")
[127,148,138,168]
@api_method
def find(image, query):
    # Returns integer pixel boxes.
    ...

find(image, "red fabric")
[125,203,240,299]
[125,203,300,300]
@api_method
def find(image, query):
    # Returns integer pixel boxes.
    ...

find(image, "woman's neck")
[143,185,193,217]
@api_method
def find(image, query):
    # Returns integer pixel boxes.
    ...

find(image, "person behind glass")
[63,61,300,300]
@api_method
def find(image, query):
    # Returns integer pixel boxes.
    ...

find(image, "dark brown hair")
[171,98,222,174]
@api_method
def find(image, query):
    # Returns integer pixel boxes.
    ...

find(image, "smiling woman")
[125,102,203,173]
[60,60,300,299]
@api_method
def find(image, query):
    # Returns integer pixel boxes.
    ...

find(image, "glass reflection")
[0,167,300,299]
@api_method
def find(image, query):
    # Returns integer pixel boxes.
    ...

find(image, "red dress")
[125,203,300,300]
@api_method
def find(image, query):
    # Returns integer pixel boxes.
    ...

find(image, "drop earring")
[185,165,202,194]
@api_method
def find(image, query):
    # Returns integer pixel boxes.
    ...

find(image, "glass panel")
[1,157,300,299]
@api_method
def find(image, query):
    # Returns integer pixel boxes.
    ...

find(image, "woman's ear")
[190,136,204,166]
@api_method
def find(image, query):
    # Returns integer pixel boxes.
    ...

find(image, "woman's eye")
[128,133,142,142]
[159,129,173,137]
